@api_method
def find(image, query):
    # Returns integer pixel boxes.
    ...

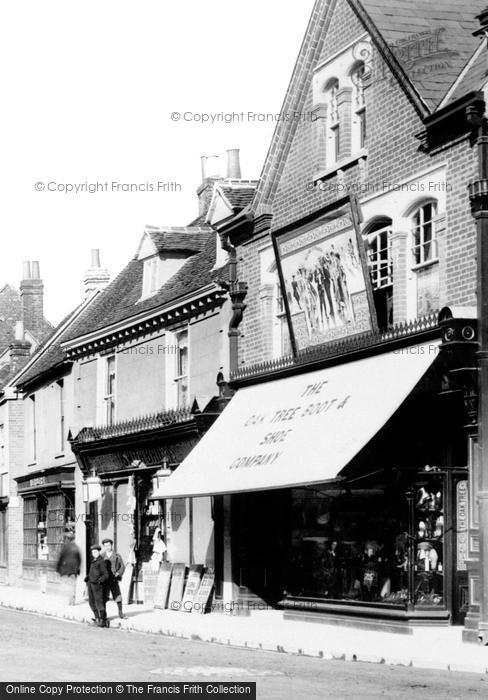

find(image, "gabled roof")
[220,182,258,212]
[207,180,259,226]
[252,0,488,215]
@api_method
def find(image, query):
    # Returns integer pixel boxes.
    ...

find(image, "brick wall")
[6,397,25,584]
[236,0,478,367]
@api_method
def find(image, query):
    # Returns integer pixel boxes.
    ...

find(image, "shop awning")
[154,341,439,499]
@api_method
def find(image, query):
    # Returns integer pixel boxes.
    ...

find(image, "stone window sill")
[314,149,368,183]
[411,258,439,272]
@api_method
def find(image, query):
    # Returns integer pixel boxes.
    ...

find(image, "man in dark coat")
[102,538,127,619]
[84,544,110,627]
[56,531,81,605]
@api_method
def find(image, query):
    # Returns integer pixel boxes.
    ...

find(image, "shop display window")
[23,491,75,562]
[286,473,446,610]
[413,477,444,607]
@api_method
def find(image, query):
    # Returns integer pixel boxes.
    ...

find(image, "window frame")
[104,355,116,426]
[367,224,393,291]
[56,379,65,454]
[143,256,160,298]
[411,201,438,268]
[174,328,189,409]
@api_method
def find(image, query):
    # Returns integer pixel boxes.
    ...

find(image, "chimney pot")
[22,261,31,280]
[201,154,221,180]
[14,321,24,341]
[91,249,101,268]
[83,250,110,299]
[31,261,40,279]
[226,149,242,179]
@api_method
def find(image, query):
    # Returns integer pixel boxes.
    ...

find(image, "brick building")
[0,263,53,584]
[3,152,256,603]
[155,1,488,637]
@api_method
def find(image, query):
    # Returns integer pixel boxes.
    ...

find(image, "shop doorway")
[231,490,289,606]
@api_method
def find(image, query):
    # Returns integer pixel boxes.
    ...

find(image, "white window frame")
[174,328,189,409]
[56,379,65,454]
[325,79,340,166]
[29,395,37,463]
[142,256,160,298]
[351,61,367,152]
[104,355,116,426]
[411,202,438,268]
[367,225,393,290]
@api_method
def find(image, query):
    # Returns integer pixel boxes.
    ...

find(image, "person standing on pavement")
[84,544,110,627]
[56,531,81,605]
[101,538,127,619]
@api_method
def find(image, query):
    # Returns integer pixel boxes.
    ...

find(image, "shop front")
[16,467,76,586]
[70,404,222,605]
[153,334,472,627]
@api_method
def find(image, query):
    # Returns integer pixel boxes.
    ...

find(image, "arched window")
[365,218,393,330]
[324,78,340,164]
[411,201,438,266]
[350,61,367,150]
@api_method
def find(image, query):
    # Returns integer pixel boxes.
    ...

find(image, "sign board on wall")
[273,195,377,354]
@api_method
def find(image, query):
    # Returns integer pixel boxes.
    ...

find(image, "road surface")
[0,608,486,699]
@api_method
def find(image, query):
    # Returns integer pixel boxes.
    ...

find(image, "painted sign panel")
[457,480,468,572]
[167,563,186,610]
[192,569,215,614]
[274,197,377,352]
[154,562,173,609]
[181,565,203,612]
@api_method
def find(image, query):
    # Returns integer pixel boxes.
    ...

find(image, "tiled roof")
[442,40,488,106]
[63,229,228,345]
[146,226,212,254]
[220,184,257,211]
[354,0,488,111]
[17,229,227,388]
[15,307,84,389]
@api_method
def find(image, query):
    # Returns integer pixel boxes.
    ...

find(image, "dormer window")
[143,256,160,297]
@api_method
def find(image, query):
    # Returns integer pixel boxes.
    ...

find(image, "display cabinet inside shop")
[284,471,450,613]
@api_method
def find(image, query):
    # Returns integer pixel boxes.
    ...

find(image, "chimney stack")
[197,155,223,217]
[82,249,110,300]
[226,149,242,179]
[9,320,31,376]
[20,260,44,341]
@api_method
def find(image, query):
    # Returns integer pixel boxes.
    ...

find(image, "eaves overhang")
[63,284,227,360]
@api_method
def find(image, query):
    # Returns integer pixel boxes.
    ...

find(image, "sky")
[0,0,315,325]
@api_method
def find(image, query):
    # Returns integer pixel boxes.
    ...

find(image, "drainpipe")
[218,232,248,376]
[467,104,488,643]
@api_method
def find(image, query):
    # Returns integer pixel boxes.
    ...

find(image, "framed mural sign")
[272,195,377,354]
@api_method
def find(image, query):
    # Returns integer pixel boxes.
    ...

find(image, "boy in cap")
[84,544,110,627]
[101,538,127,619]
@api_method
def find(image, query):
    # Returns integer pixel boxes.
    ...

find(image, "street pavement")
[0,608,487,699]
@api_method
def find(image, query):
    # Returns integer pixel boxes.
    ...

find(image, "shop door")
[452,476,469,625]
[232,490,288,605]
